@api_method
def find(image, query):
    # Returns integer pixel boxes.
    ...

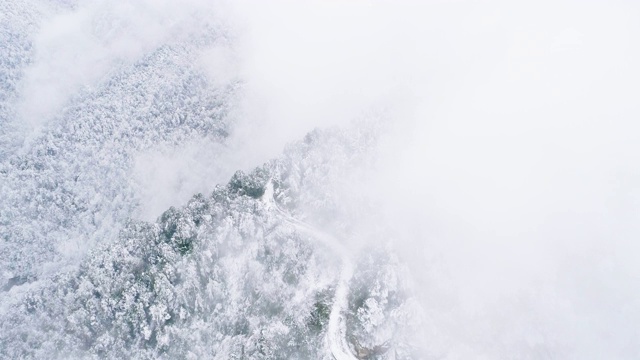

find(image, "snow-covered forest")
[2,0,640,359]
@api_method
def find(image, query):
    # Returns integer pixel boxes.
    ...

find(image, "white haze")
[17,0,640,358]
[223,2,640,357]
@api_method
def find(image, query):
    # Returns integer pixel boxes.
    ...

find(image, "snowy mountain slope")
[0,126,423,359]
[0,5,237,289]
[0,2,425,358]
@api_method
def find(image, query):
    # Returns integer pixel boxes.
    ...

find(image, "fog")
[230,1,640,357]
[16,0,640,358]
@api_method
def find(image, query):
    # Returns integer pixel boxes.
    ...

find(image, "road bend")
[262,182,357,360]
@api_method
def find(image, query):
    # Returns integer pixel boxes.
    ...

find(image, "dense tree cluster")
[1,125,423,358]
[1,182,333,359]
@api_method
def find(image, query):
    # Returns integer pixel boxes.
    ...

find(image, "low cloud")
[16,0,640,357]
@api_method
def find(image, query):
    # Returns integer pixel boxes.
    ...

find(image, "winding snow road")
[262,182,357,360]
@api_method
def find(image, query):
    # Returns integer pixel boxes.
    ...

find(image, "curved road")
[262,182,357,360]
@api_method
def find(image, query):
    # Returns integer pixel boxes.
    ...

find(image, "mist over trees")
[2,0,640,359]
[1,124,422,358]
